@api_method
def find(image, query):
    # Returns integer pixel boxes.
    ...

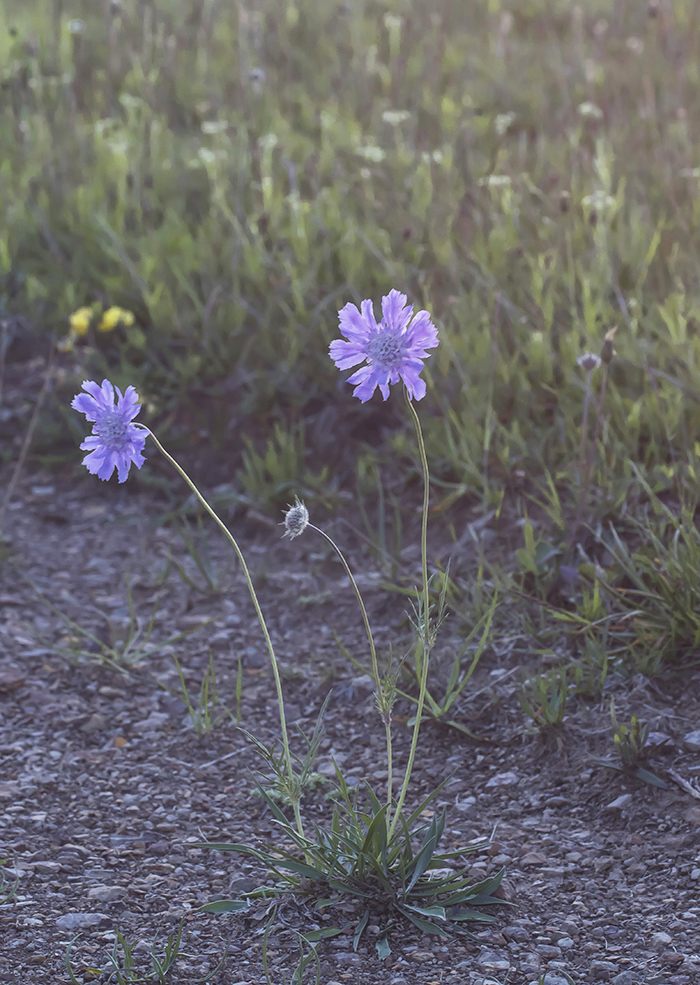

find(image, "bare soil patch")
[1,470,700,985]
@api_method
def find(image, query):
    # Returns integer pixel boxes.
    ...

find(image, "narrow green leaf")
[353,909,369,951]
[303,927,344,942]
[406,831,439,893]
[438,886,491,906]
[402,903,447,921]
[365,784,384,815]
[360,804,389,858]
[274,858,326,879]
[394,903,450,937]
[200,899,250,913]
[462,866,505,898]
[403,775,452,829]
[450,908,498,923]
[326,880,372,898]
[633,766,667,788]
[376,935,392,961]
[437,840,489,859]
[313,898,335,910]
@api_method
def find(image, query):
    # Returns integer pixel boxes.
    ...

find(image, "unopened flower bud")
[577,352,601,372]
[282,498,309,539]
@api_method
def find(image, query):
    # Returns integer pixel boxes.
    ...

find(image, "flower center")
[96,412,130,449]
[366,328,406,371]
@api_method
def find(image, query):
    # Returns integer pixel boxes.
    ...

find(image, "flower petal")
[120,385,142,422]
[404,309,439,353]
[338,301,375,343]
[82,446,115,481]
[347,364,382,402]
[400,364,427,401]
[381,290,412,332]
[71,380,108,420]
[329,338,368,370]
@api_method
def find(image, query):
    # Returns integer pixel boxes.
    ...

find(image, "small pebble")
[477,948,510,973]
[590,958,618,979]
[485,771,519,788]
[682,729,700,751]
[611,972,641,985]
[536,944,562,959]
[87,885,127,902]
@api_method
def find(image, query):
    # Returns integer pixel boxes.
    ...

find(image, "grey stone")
[590,959,618,980]
[611,973,641,985]
[34,861,62,875]
[55,912,111,931]
[607,793,634,810]
[477,948,510,972]
[541,867,566,880]
[683,729,700,751]
[536,944,562,959]
[485,771,519,788]
[132,712,170,732]
[87,885,128,902]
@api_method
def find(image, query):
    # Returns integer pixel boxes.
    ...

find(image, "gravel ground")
[1,469,700,985]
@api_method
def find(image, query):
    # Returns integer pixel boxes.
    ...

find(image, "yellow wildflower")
[97,306,135,333]
[69,306,93,336]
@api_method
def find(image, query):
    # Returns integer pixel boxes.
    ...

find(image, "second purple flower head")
[72,379,146,483]
[330,289,438,402]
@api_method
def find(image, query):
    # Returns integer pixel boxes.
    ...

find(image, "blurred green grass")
[4,0,700,487]
[0,0,700,728]
[5,1,700,681]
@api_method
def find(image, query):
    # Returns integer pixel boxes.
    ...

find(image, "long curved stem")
[308,523,393,824]
[389,389,432,840]
[140,428,304,839]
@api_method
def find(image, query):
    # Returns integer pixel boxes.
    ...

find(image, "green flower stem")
[579,367,594,467]
[569,364,608,553]
[307,523,393,823]
[140,428,304,840]
[389,389,432,841]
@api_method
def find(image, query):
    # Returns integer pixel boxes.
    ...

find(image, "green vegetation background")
[2,0,700,728]
[3,0,700,546]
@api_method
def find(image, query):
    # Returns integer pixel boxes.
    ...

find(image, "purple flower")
[329,289,439,402]
[71,379,146,482]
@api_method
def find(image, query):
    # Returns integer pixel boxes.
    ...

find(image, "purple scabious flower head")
[71,379,146,482]
[329,289,439,402]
